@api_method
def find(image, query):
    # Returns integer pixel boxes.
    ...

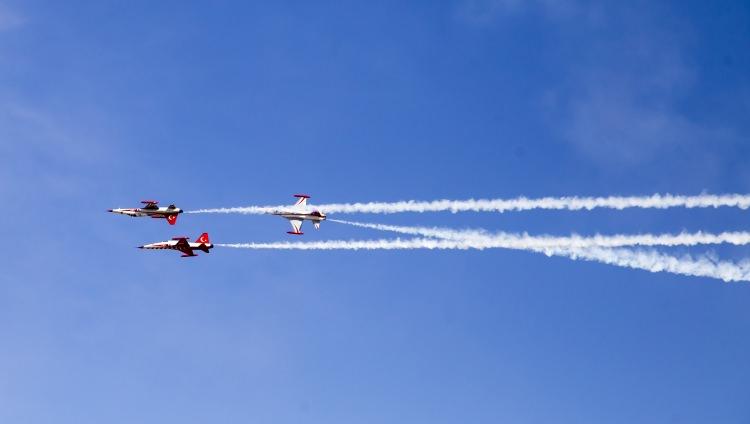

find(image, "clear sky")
[1,1,750,422]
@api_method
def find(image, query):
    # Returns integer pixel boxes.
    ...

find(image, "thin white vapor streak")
[327,219,750,282]
[537,246,750,283]
[217,238,472,250]
[188,193,750,215]
[331,219,750,248]
[216,239,750,282]
[328,219,750,281]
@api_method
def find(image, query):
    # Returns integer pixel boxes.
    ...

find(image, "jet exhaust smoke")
[326,219,750,282]
[188,193,750,215]
[194,194,750,282]
[330,219,750,249]
[216,238,750,282]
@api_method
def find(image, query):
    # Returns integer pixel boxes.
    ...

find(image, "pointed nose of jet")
[137,246,144,249]
[107,209,113,212]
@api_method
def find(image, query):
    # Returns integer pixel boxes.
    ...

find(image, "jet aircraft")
[139,233,213,257]
[271,194,326,235]
[109,200,182,225]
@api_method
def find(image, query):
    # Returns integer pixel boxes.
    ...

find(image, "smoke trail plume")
[330,219,750,249]
[188,193,750,215]
[540,246,750,283]
[216,239,750,282]
[326,219,750,281]
[218,238,471,250]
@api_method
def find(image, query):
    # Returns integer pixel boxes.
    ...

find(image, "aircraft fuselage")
[109,207,182,217]
[139,240,213,252]
[139,233,213,257]
[272,210,327,222]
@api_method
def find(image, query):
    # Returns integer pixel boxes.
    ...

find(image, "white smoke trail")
[218,238,472,250]
[216,239,750,282]
[540,246,750,283]
[327,219,750,281]
[327,219,750,282]
[330,219,750,249]
[188,193,750,215]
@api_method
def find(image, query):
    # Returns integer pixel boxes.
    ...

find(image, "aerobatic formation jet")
[108,200,182,225]
[139,233,213,257]
[271,194,327,235]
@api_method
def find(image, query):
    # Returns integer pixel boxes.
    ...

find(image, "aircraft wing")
[287,219,304,235]
[141,200,159,210]
[172,237,195,256]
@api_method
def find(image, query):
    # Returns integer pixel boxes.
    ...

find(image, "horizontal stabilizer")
[293,194,310,207]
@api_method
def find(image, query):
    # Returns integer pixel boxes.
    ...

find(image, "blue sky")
[1,1,750,422]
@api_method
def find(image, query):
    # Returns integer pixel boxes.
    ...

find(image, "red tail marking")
[167,214,178,225]
[195,233,210,244]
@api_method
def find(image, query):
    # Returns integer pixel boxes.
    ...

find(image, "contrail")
[330,219,750,249]
[218,238,472,250]
[188,193,750,215]
[330,219,750,282]
[216,239,750,282]
[328,219,750,281]
[541,246,750,283]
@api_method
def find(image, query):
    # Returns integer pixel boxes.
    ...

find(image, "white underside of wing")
[289,219,303,233]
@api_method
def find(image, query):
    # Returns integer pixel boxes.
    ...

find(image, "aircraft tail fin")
[293,194,310,207]
[167,214,178,225]
[195,233,210,244]
[314,221,321,230]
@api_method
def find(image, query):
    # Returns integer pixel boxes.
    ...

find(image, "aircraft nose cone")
[107,209,113,212]
[138,246,144,249]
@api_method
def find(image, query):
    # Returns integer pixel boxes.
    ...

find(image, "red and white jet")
[108,200,182,225]
[271,194,326,235]
[139,233,213,257]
